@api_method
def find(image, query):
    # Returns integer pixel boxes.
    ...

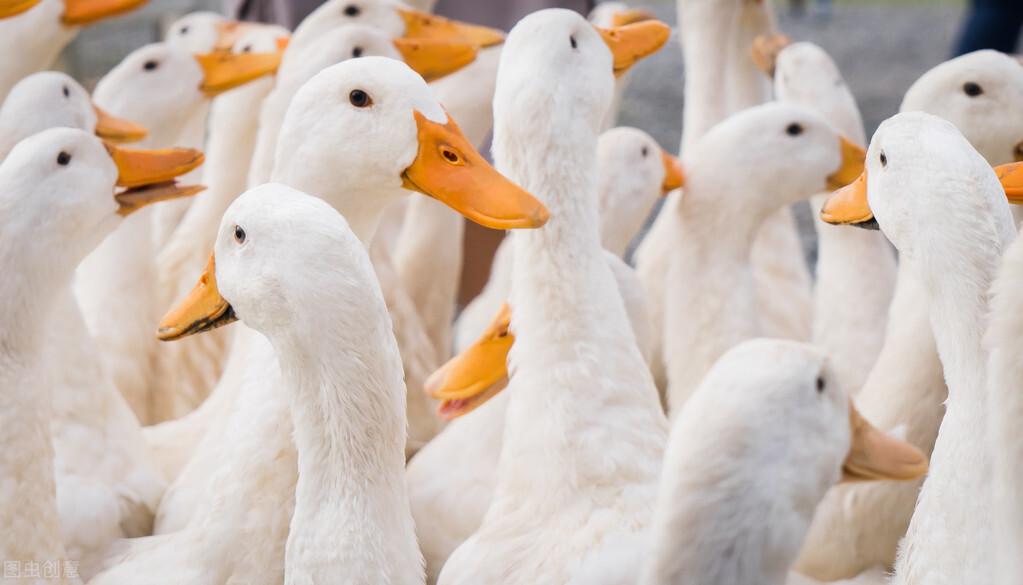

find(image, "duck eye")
[241,45,253,53]
[143,60,159,71]
[349,89,372,108]
[816,376,825,394]
[440,146,462,165]
[641,146,649,158]
[57,151,71,166]
[179,25,189,35]
[963,82,983,97]
[352,46,364,58]
[785,123,803,136]
[570,35,577,49]
[62,85,70,98]
[234,225,246,244]
[343,4,360,16]
[880,151,887,167]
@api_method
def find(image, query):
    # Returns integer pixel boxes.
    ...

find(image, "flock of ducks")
[0,0,1022,584]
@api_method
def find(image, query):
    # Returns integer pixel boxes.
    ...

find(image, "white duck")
[74,41,283,424]
[573,339,926,585]
[0,128,200,581]
[819,111,1017,584]
[0,0,146,102]
[437,10,670,584]
[660,103,863,413]
[161,183,425,584]
[90,57,546,585]
[796,49,1023,580]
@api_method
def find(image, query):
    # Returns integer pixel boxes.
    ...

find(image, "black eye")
[57,151,71,166]
[352,46,363,58]
[963,82,983,97]
[786,123,803,136]
[570,35,577,49]
[143,60,159,71]
[179,25,189,35]
[234,225,246,244]
[343,4,360,16]
[62,85,70,98]
[241,45,252,53]
[880,151,887,167]
[349,89,371,108]
[641,146,649,157]
[816,376,825,394]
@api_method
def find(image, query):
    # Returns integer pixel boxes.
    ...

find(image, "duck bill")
[842,401,928,483]
[393,38,479,82]
[826,136,866,191]
[157,254,237,341]
[196,50,283,96]
[820,171,876,229]
[401,110,549,230]
[106,143,205,216]
[212,20,243,52]
[397,8,505,48]
[750,32,791,78]
[0,0,42,19]
[610,8,656,28]
[62,0,145,25]
[995,162,1023,204]
[93,105,147,143]
[427,303,513,420]
[661,150,685,194]
[595,20,671,77]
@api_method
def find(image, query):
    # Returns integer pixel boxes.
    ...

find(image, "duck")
[0,0,146,102]
[576,339,926,585]
[0,71,146,160]
[660,103,863,414]
[0,127,201,580]
[158,183,425,584]
[587,2,655,130]
[73,41,283,424]
[819,111,1018,584]
[436,10,671,584]
[795,49,1023,580]
[89,56,546,585]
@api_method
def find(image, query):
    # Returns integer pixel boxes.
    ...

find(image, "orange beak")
[105,143,205,216]
[595,20,671,77]
[750,32,792,78]
[995,162,1023,204]
[842,401,929,483]
[0,0,41,19]
[827,137,867,191]
[661,149,684,194]
[393,38,479,82]
[195,48,284,96]
[157,254,237,341]
[610,8,656,28]
[93,105,147,143]
[427,303,513,419]
[397,8,505,48]
[402,110,549,230]
[62,0,145,26]
[820,170,874,229]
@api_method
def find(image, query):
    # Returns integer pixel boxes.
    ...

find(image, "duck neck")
[274,305,421,584]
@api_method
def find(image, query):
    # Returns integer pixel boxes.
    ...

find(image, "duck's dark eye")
[641,146,649,158]
[343,4,360,16]
[143,60,159,71]
[570,35,577,49]
[62,85,70,98]
[179,25,189,35]
[816,376,825,394]
[786,123,804,136]
[963,81,983,97]
[234,225,246,244]
[880,151,887,167]
[352,46,364,58]
[57,151,71,166]
[349,89,371,108]
[241,44,253,53]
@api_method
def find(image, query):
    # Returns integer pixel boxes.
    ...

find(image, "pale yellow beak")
[93,105,147,143]
[827,136,867,191]
[401,110,549,230]
[195,48,284,96]
[62,0,145,26]
[426,303,513,419]
[661,149,685,194]
[392,38,479,82]
[995,162,1023,204]
[595,20,671,77]
[157,254,237,341]
[0,0,41,19]
[610,8,656,28]
[104,142,205,216]
[750,32,792,77]
[842,401,929,483]
[397,8,505,48]
[820,170,873,228]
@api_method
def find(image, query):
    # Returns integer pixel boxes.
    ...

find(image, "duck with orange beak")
[0,0,149,102]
